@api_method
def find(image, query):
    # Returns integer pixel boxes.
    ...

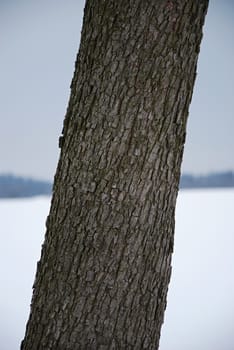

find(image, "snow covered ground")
[0,196,50,350]
[160,189,234,350]
[0,189,233,350]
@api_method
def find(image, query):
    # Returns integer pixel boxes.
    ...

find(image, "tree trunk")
[21,1,208,349]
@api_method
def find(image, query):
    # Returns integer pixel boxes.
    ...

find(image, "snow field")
[0,189,233,349]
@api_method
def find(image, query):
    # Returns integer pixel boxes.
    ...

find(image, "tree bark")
[21,1,208,349]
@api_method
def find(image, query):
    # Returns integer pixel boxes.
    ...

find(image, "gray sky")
[0,0,233,180]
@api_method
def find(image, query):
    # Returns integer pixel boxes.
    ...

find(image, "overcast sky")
[1,0,233,180]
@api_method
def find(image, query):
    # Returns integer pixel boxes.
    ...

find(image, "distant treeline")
[180,171,234,189]
[0,172,233,198]
[0,174,52,198]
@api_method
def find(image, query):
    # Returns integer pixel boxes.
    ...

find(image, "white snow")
[160,189,234,350]
[0,189,233,349]
[0,196,50,350]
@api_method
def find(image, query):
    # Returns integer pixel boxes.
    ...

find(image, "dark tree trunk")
[21,1,208,349]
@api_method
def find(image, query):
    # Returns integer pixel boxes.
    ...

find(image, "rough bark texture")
[21,1,208,349]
